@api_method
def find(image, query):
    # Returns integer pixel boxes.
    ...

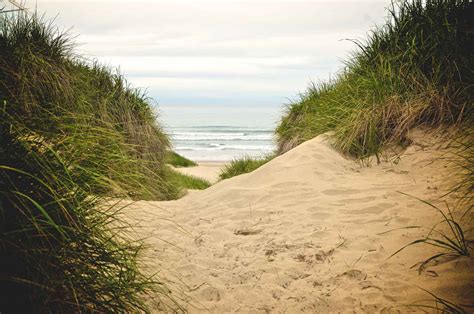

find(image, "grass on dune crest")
[166,151,198,167]
[277,0,473,158]
[0,12,180,312]
[166,167,211,192]
[219,154,274,180]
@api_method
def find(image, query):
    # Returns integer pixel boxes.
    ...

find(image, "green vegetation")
[277,0,473,158]
[166,151,198,167]
[166,167,211,192]
[219,155,274,180]
[0,13,178,312]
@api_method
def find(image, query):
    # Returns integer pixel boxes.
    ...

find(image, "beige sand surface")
[174,162,226,184]
[129,130,473,312]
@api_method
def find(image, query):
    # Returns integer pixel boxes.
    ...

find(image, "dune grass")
[277,0,473,158]
[166,167,211,191]
[166,151,198,167]
[219,154,274,180]
[0,12,178,311]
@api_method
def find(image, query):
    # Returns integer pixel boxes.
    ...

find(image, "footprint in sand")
[337,269,367,281]
[342,203,396,215]
[199,286,221,302]
[310,212,332,220]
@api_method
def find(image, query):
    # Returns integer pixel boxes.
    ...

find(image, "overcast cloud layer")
[34,1,391,106]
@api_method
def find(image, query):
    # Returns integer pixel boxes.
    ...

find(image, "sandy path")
[130,131,473,312]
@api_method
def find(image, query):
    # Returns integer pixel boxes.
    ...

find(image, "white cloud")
[32,0,391,105]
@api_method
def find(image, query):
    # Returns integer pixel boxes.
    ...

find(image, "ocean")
[158,104,282,162]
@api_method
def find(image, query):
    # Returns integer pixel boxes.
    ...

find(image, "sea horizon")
[159,104,282,161]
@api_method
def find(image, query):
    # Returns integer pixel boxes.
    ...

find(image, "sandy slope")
[129,131,473,313]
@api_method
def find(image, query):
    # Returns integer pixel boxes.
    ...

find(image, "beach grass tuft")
[219,155,274,180]
[166,151,198,167]
[166,167,211,192]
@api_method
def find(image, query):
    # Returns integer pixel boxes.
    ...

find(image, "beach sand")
[129,130,473,312]
[174,161,226,184]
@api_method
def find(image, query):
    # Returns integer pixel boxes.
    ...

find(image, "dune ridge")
[130,130,472,312]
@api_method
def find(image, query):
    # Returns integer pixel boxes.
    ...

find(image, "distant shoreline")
[160,104,278,162]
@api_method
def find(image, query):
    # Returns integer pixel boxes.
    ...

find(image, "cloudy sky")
[32,0,391,106]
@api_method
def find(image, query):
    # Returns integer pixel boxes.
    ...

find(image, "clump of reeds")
[219,154,274,180]
[166,151,198,167]
[277,0,473,158]
[166,167,211,192]
[0,12,177,311]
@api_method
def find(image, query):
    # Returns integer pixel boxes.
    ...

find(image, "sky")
[29,0,392,106]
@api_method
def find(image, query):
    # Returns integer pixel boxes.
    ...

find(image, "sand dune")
[129,130,473,312]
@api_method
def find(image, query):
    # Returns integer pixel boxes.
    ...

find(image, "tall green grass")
[277,0,473,158]
[166,167,211,191]
[0,13,177,311]
[166,151,198,167]
[219,154,274,180]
